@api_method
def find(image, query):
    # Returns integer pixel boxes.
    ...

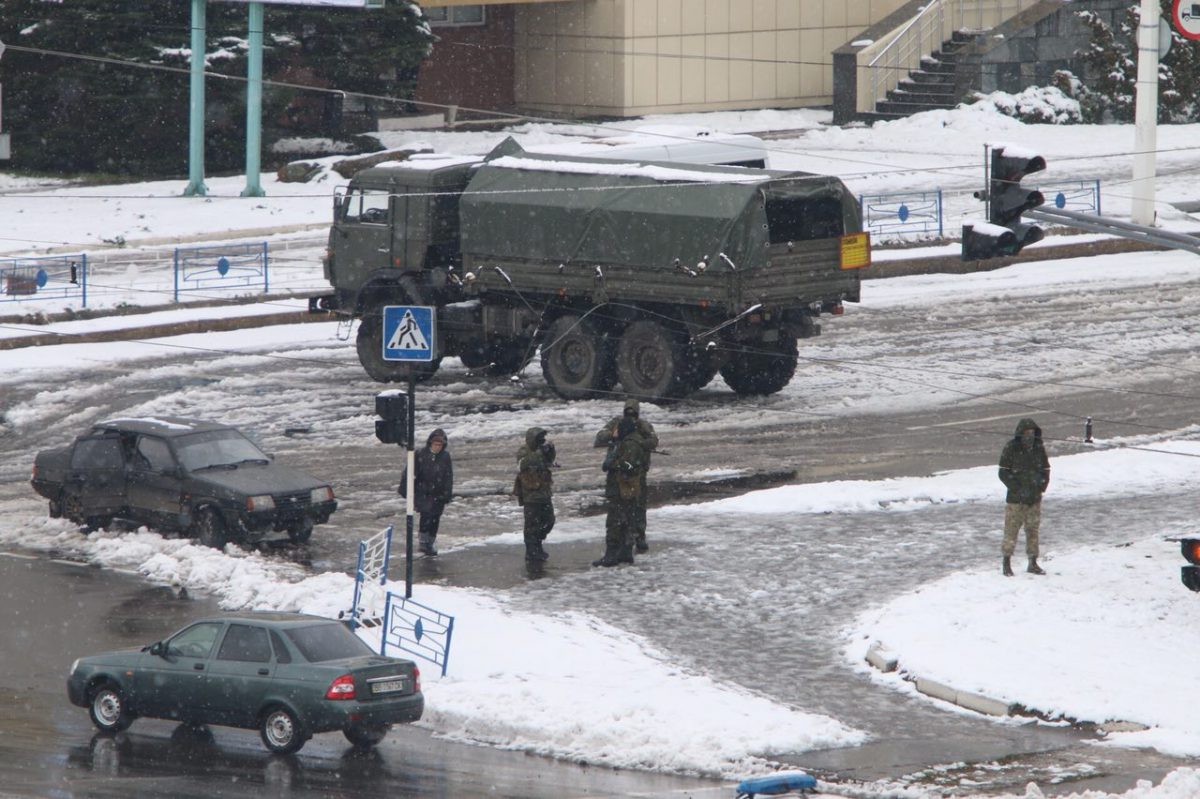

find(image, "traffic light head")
[1182,539,1200,592]
[961,222,1016,260]
[989,145,1046,228]
[375,391,411,446]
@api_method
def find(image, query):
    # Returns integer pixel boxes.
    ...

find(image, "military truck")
[312,138,869,401]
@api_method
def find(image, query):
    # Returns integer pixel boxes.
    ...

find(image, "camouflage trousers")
[523,502,555,545]
[1002,501,1041,557]
[605,499,638,551]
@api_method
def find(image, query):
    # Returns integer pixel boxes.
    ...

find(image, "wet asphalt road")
[0,553,725,799]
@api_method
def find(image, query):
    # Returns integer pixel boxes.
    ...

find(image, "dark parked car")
[67,613,424,754]
[31,416,337,547]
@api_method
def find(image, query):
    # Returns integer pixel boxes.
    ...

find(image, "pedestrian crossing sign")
[382,305,436,362]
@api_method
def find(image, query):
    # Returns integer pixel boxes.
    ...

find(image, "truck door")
[126,435,184,530]
[336,188,394,278]
[65,436,127,520]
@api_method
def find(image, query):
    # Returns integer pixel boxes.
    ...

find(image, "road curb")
[0,311,327,350]
[863,642,1152,726]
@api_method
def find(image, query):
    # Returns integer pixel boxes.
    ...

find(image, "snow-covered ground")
[7,105,1200,798]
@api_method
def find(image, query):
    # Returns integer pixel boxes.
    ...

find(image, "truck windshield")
[284,622,375,662]
[176,430,269,472]
[342,189,390,224]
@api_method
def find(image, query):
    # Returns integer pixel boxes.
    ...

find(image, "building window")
[424,5,486,26]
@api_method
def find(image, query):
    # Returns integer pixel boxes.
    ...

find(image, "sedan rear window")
[284,623,374,662]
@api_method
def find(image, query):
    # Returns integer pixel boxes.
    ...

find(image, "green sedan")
[67,612,423,754]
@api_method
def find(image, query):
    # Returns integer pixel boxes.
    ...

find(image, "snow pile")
[0,518,862,778]
[967,86,1082,124]
[847,532,1200,759]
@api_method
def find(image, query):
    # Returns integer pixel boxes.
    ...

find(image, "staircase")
[869,30,973,120]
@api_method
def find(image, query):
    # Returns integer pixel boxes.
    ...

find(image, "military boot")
[635,536,649,554]
[592,546,620,567]
[1027,557,1046,575]
[419,536,438,557]
[1002,556,1014,577]
[617,543,635,565]
[534,541,550,561]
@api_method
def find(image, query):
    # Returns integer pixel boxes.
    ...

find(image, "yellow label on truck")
[839,232,871,269]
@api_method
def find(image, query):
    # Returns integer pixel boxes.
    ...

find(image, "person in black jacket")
[998,418,1050,576]
[404,428,453,556]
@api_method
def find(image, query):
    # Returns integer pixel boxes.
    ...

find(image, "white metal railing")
[858,0,1040,114]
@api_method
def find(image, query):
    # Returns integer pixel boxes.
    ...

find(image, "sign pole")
[404,367,416,599]
[1131,0,1160,225]
[183,0,208,197]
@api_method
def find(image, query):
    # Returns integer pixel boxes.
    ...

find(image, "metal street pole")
[1131,0,1160,225]
[183,0,208,197]
[240,1,265,198]
[404,368,416,598]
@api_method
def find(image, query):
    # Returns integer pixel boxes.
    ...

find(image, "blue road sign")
[382,305,436,362]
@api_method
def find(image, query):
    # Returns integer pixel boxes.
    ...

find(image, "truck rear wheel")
[719,335,798,396]
[541,316,616,399]
[356,314,442,384]
[616,320,692,402]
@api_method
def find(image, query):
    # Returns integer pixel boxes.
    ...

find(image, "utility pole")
[183,0,208,196]
[0,38,11,160]
[1131,0,1160,226]
[240,1,266,197]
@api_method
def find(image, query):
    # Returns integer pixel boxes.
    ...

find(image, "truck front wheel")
[356,314,442,384]
[541,316,616,399]
[719,335,798,396]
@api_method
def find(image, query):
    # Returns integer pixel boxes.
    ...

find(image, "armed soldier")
[592,417,649,567]
[515,427,556,563]
[593,399,658,552]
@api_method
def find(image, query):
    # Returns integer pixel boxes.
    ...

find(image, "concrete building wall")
[513,0,910,117]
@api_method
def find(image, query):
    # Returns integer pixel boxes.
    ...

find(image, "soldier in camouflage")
[515,427,556,563]
[592,417,649,568]
[593,398,658,552]
[998,417,1051,576]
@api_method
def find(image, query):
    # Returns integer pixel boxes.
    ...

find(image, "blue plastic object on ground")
[735,770,817,797]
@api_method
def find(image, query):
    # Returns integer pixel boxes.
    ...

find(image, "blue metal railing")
[381,593,456,677]
[0,254,87,307]
[859,190,944,240]
[173,241,269,301]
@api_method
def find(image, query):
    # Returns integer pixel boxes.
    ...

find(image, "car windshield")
[175,430,269,472]
[284,623,375,662]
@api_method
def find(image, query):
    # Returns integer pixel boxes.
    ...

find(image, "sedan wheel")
[343,723,391,748]
[194,508,229,550]
[288,518,314,545]
[260,707,306,755]
[88,683,133,733]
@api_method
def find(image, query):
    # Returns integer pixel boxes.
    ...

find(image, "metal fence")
[0,254,87,307]
[346,526,394,631]
[173,241,269,302]
[860,190,944,239]
[1039,180,1102,215]
[381,593,456,677]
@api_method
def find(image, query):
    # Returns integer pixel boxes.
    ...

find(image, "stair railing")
[860,0,1040,115]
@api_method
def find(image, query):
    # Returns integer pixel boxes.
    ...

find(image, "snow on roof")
[373,154,482,171]
[487,155,764,185]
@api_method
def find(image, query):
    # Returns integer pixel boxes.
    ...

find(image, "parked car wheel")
[260,706,306,755]
[48,499,62,519]
[194,508,229,549]
[288,518,314,545]
[88,682,134,733]
[343,723,391,748]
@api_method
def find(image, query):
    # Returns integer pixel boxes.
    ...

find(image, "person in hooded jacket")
[593,398,658,552]
[515,427,555,562]
[998,418,1051,576]
[403,428,453,556]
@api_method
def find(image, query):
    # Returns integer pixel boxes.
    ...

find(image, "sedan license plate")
[370,678,406,695]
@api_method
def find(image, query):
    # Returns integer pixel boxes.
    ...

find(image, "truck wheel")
[193,508,229,550]
[686,343,720,392]
[356,314,442,384]
[541,316,616,399]
[719,335,798,396]
[616,320,692,402]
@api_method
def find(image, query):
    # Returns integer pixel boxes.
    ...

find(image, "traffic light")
[1181,539,1200,591]
[375,392,410,446]
[962,145,1047,261]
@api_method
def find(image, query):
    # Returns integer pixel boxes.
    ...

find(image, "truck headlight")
[311,486,334,504]
[246,495,275,512]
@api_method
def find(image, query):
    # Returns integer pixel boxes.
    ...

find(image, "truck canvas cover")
[459,139,859,273]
